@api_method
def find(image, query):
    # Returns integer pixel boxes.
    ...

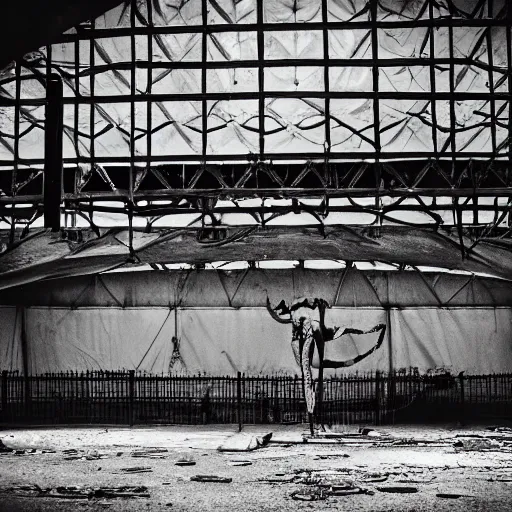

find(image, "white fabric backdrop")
[24,307,176,373]
[1,306,511,374]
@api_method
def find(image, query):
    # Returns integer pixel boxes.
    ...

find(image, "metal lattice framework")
[0,0,511,240]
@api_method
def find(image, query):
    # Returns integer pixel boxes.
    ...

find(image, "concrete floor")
[0,423,511,511]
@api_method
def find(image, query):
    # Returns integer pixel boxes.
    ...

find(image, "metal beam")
[43,74,63,231]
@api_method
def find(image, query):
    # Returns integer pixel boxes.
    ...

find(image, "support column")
[43,74,63,231]
[19,306,31,417]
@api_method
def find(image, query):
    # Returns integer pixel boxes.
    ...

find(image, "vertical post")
[316,336,325,430]
[386,308,396,418]
[375,370,381,426]
[459,372,466,425]
[237,371,242,432]
[1,370,8,416]
[370,0,381,212]
[44,74,63,231]
[128,370,135,427]
[19,306,31,418]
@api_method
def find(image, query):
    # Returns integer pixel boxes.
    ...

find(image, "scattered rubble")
[218,432,272,452]
[313,453,350,460]
[291,489,328,501]
[131,448,168,459]
[190,475,232,483]
[436,492,474,499]
[175,453,196,466]
[118,467,153,474]
[377,486,419,493]
[0,485,150,500]
[453,438,503,451]
[62,449,108,461]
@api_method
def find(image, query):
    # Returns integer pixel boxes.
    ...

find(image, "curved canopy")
[0,226,511,292]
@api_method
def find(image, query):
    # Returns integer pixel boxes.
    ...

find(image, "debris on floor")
[453,438,503,451]
[377,486,419,493]
[118,466,153,474]
[359,427,384,437]
[62,449,108,461]
[291,489,328,501]
[0,446,56,456]
[131,448,168,459]
[0,485,150,500]
[217,432,272,452]
[175,452,196,466]
[396,474,437,484]
[436,492,474,499]
[191,475,232,483]
[228,460,252,466]
[313,453,350,460]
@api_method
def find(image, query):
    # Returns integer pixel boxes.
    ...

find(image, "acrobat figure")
[266,297,386,434]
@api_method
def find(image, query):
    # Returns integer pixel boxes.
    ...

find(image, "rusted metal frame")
[97,273,124,308]
[62,201,512,217]
[54,17,510,44]
[1,151,511,167]
[507,1,512,205]
[228,266,250,306]
[146,0,153,192]
[89,21,96,186]
[129,0,137,205]
[43,72,64,231]
[257,0,264,158]
[333,262,353,307]
[9,60,21,244]
[7,184,512,207]
[11,57,512,75]
[487,0,497,161]
[201,0,208,168]
[444,274,476,305]
[19,210,43,239]
[136,308,173,370]
[469,0,488,18]
[410,265,444,306]
[41,90,512,104]
[465,197,512,254]
[344,195,446,228]
[74,210,101,237]
[382,162,410,188]
[151,168,173,190]
[347,163,370,188]
[411,160,434,188]
[322,0,331,185]
[429,0,438,159]
[289,162,320,188]
[72,34,80,226]
[410,194,443,229]
[370,0,381,215]
[448,17,465,257]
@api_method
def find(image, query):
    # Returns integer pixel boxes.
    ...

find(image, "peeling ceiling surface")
[0,0,510,196]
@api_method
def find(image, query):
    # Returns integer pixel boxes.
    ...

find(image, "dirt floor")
[1,423,512,511]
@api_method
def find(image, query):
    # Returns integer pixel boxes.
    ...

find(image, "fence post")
[1,370,7,415]
[459,372,466,425]
[128,370,135,427]
[375,371,381,426]
[237,371,242,432]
